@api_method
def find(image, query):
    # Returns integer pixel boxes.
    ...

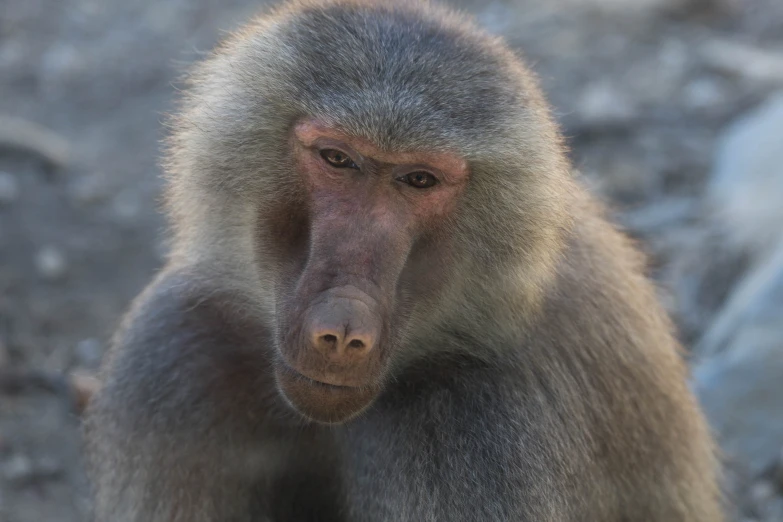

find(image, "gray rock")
[757,496,783,522]
[34,246,68,281]
[1,453,63,486]
[0,171,20,205]
[1,454,33,484]
[576,80,637,125]
[695,346,783,478]
[0,337,8,368]
[0,40,25,69]
[702,39,783,87]
[683,76,727,110]
[73,338,102,369]
[68,173,110,206]
[659,227,748,344]
[696,242,783,357]
[708,93,783,262]
[33,456,63,480]
[111,189,142,226]
[536,0,697,14]
[619,196,696,235]
[774,447,783,492]
[693,243,783,476]
[39,44,86,97]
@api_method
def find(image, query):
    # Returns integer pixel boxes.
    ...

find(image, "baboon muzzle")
[275,217,407,423]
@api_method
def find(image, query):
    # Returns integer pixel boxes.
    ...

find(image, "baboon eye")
[320,149,358,169]
[399,171,438,189]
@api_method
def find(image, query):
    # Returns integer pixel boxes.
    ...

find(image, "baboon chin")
[84,1,724,520]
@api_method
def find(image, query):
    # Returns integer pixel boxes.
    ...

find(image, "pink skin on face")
[293,120,469,233]
[274,119,471,422]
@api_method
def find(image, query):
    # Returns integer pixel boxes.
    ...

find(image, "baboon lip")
[279,363,357,390]
[274,363,380,424]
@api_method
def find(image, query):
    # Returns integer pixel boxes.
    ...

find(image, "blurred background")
[1,0,782,520]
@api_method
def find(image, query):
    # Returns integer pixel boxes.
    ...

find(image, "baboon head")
[166,1,572,423]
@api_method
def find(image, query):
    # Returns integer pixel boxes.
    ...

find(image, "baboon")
[84,1,724,520]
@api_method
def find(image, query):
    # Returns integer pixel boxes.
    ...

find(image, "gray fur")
[84,1,724,520]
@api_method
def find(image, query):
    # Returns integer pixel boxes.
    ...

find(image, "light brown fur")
[84,1,723,520]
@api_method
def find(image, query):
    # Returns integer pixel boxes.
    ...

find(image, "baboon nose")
[305,296,379,362]
[311,329,374,357]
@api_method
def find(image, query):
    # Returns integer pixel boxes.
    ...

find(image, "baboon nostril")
[348,339,365,349]
[305,294,380,359]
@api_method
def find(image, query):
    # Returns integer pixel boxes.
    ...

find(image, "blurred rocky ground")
[1,0,782,520]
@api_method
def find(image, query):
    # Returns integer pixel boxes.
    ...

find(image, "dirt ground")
[1,0,782,520]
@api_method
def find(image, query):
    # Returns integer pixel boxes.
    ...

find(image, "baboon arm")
[83,270,279,522]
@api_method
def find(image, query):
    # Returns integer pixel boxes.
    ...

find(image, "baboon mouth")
[275,363,380,424]
[281,364,356,390]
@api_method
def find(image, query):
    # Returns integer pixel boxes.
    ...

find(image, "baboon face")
[272,120,469,424]
[177,4,563,423]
